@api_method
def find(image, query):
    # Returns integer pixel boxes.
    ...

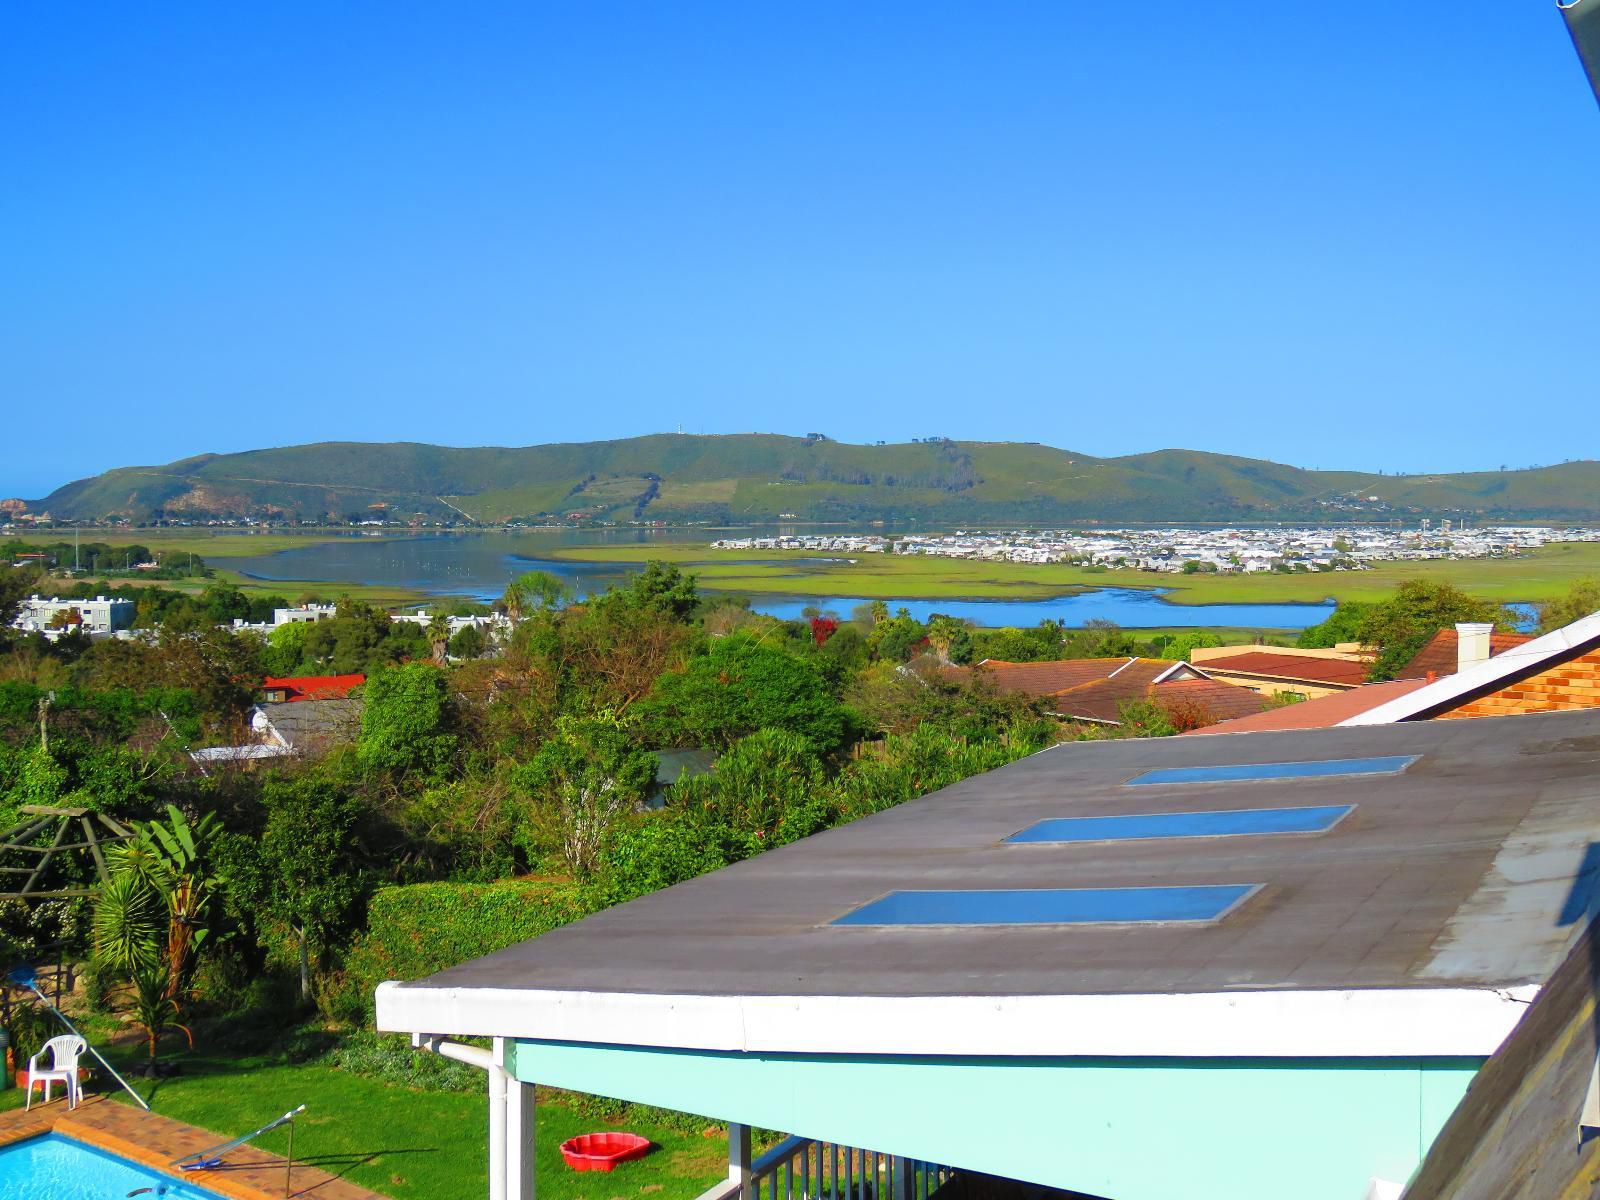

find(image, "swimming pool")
[0,1132,229,1199]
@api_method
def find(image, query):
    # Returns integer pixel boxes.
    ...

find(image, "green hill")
[27,435,1600,524]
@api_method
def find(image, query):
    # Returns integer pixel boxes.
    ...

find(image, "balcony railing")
[698,1127,955,1200]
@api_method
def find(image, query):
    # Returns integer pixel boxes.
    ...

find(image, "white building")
[272,603,338,626]
[12,594,136,637]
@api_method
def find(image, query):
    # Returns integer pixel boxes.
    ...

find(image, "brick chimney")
[1456,623,1494,673]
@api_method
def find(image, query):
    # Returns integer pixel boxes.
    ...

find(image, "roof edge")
[374,982,1537,1059]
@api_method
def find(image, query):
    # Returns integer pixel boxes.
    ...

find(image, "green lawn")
[547,541,1600,607]
[2,1047,724,1200]
[75,530,406,559]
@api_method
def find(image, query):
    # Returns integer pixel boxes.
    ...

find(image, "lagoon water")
[229,531,1336,630]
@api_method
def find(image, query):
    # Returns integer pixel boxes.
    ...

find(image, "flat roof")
[377,710,1600,1059]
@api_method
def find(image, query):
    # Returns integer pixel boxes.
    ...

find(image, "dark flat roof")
[392,711,1600,1002]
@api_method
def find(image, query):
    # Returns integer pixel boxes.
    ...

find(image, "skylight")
[830,884,1260,927]
[1005,804,1355,844]
[1126,755,1418,787]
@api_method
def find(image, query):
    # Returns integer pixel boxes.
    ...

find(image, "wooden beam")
[96,813,135,839]
[80,816,108,883]
[20,805,87,817]
[0,816,55,847]
[20,818,69,894]
[0,838,104,854]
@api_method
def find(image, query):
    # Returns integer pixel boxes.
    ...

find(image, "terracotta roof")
[1052,673,1270,728]
[1184,678,1431,735]
[261,673,366,702]
[1394,628,1535,680]
[1154,677,1278,724]
[1196,651,1370,688]
[947,658,1163,697]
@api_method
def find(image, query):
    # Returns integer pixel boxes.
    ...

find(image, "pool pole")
[21,980,150,1110]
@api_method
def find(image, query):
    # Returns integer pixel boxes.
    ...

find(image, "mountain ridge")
[22,435,1600,524]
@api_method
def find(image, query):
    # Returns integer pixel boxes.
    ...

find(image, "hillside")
[25,435,1600,524]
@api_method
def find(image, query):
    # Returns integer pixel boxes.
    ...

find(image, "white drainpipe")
[414,1033,531,1200]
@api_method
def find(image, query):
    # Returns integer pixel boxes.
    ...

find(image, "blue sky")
[3,3,1596,498]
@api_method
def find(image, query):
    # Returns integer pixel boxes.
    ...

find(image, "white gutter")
[377,981,1537,1059]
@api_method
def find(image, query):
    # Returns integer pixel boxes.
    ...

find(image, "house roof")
[261,673,365,702]
[189,743,294,763]
[1185,678,1432,736]
[1195,651,1370,688]
[1050,673,1262,727]
[1342,610,1600,726]
[1150,677,1277,724]
[256,698,364,748]
[1394,628,1535,680]
[951,658,1186,699]
[376,709,1600,1061]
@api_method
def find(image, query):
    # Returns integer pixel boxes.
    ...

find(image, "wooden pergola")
[0,803,136,898]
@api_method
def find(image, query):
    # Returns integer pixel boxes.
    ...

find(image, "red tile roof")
[1197,651,1370,688]
[1053,674,1273,728]
[1184,678,1431,735]
[261,673,366,702]
[1154,677,1279,724]
[947,658,1153,697]
[1394,628,1535,680]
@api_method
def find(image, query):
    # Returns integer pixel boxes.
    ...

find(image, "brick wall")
[1439,647,1600,719]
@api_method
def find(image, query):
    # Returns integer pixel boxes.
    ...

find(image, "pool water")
[0,1132,228,1199]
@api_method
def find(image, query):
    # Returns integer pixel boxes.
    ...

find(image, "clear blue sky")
[3,3,1596,498]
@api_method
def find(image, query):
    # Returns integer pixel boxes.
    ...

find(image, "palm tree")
[427,611,451,665]
[927,615,966,664]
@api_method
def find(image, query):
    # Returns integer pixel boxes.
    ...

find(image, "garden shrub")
[5,1002,59,1065]
[327,1029,485,1092]
[337,879,588,1023]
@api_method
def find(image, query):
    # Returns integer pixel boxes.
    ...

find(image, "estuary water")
[228,530,1336,630]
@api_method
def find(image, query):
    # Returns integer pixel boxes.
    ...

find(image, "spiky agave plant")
[92,860,169,977]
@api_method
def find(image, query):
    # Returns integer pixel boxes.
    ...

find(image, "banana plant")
[92,805,222,1003]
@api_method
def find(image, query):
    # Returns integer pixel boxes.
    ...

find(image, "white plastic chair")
[25,1034,86,1110]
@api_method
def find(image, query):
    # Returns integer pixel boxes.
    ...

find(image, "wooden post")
[79,817,108,883]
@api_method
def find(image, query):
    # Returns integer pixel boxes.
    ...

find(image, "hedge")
[337,878,589,1021]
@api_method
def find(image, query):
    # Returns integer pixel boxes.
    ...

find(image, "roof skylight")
[830,884,1260,927]
[1006,804,1355,844]
[1126,755,1418,787]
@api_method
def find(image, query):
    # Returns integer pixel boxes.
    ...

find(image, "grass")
[50,568,438,610]
[42,527,1600,615]
[63,530,406,559]
[1,1041,724,1200]
[546,541,1600,607]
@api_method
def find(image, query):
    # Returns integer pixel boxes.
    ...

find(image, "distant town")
[710,522,1600,573]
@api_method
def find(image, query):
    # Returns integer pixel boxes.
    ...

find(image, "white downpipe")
[413,1033,507,1200]
[490,1038,509,1200]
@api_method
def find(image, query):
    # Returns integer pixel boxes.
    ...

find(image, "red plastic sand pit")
[559,1132,652,1172]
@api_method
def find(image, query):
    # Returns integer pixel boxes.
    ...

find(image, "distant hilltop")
[23,434,1600,524]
